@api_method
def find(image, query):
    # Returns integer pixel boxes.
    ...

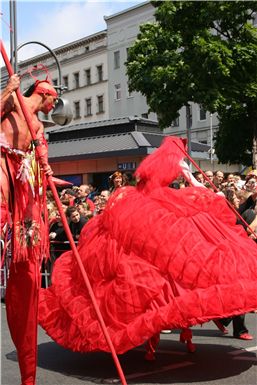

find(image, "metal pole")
[186,104,192,170]
[9,0,14,67]
[210,112,213,165]
[13,0,17,73]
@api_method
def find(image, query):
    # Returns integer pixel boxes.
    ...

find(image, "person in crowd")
[226,173,235,184]
[75,201,93,219]
[245,169,257,181]
[72,186,79,194]
[94,190,111,215]
[1,73,57,385]
[87,184,98,201]
[238,187,257,214]
[60,188,76,206]
[243,176,257,192]
[204,170,214,183]
[109,171,124,192]
[74,184,95,215]
[49,209,70,261]
[236,190,252,207]
[123,172,135,186]
[213,187,255,340]
[193,172,204,184]
[213,170,224,190]
[65,206,88,241]
[234,174,245,190]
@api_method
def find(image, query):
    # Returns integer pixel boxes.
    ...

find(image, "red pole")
[174,140,257,239]
[0,40,128,385]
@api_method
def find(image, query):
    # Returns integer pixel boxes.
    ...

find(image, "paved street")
[1,303,256,385]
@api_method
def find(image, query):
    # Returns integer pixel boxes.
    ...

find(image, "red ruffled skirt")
[39,186,257,354]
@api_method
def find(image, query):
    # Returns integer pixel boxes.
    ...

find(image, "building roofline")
[47,116,159,134]
[17,30,107,66]
[104,1,150,21]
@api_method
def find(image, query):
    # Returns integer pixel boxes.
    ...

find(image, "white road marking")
[125,361,194,380]
[245,345,257,352]
[229,346,257,355]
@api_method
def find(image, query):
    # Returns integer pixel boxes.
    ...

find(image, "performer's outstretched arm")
[180,160,205,187]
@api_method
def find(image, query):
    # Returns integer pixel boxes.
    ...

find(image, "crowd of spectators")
[192,169,257,238]
[46,171,133,264]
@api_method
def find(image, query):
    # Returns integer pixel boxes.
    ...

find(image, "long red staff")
[0,40,128,385]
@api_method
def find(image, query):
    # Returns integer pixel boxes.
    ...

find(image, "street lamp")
[9,0,72,126]
[13,40,73,126]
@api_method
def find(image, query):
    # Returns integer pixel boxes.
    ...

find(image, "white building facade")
[1,31,109,124]
[104,1,157,122]
[105,2,220,147]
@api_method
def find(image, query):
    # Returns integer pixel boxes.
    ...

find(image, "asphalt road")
[1,303,256,385]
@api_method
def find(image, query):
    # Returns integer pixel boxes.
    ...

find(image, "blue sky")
[1,0,145,63]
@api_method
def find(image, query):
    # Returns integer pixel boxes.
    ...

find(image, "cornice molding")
[17,31,107,68]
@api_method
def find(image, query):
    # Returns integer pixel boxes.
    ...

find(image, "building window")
[172,117,179,127]
[85,69,91,86]
[73,72,80,89]
[63,75,68,90]
[97,65,103,82]
[114,84,121,100]
[85,98,92,116]
[97,95,104,113]
[114,50,120,69]
[199,105,207,121]
[85,45,89,52]
[141,113,148,119]
[52,78,58,87]
[74,101,80,119]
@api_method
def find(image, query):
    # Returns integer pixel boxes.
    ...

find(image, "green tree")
[126,1,257,166]
[215,107,253,166]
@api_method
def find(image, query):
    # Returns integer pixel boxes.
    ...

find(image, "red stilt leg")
[180,328,196,353]
[145,333,160,361]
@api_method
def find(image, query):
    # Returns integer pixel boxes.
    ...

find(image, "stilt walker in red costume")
[1,41,128,385]
[0,72,57,385]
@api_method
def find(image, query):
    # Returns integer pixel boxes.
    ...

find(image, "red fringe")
[5,150,49,263]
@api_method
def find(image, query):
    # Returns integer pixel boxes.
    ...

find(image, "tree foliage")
[126,1,257,165]
[215,107,253,165]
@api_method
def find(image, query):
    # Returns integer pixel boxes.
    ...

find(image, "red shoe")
[213,320,229,334]
[144,351,156,361]
[236,333,253,340]
[187,340,196,353]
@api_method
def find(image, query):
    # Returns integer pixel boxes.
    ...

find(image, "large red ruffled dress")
[39,137,257,354]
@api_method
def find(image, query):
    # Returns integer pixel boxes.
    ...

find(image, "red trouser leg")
[6,260,40,385]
